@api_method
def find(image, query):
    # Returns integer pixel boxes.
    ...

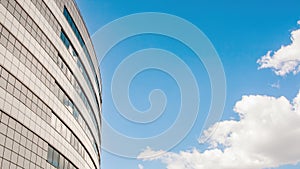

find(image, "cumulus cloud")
[138,91,300,169]
[257,22,300,76]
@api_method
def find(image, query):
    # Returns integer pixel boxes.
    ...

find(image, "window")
[62,6,101,107]
[47,146,60,167]
[47,146,54,164]
[73,107,79,120]
[47,145,77,169]
[63,7,84,47]
[60,30,98,131]
[60,31,78,58]
[53,150,60,167]
[60,31,70,48]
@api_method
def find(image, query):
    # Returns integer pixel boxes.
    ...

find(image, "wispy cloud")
[257,21,300,76]
[270,81,280,89]
[138,91,300,169]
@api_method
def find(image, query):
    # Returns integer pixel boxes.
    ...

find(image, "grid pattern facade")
[0,0,102,169]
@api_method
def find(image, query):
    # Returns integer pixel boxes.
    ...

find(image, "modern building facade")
[0,0,102,169]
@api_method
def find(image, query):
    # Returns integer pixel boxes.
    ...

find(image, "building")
[0,0,102,168]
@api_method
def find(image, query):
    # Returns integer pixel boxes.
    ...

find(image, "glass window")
[60,31,70,48]
[59,28,99,155]
[52,150,60,167]
[62,7,101,107]
[63,7,85,47]
[73,107,79,120]
[47,146,54,163]
[47,145,77,169]
[63,95,69,107]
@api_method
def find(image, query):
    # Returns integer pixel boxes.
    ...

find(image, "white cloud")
[257,22,300,76]
[298,20,300,25]
[270,81,280,89]
[138,147,166,160]
[138,91,300,169]
[138,164,144,169]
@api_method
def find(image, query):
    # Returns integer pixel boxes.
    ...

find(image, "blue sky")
[75,0,300,169]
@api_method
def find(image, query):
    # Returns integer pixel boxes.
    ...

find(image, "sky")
[74,0,300,169]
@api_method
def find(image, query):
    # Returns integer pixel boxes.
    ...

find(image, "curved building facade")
[0,0,102,169]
